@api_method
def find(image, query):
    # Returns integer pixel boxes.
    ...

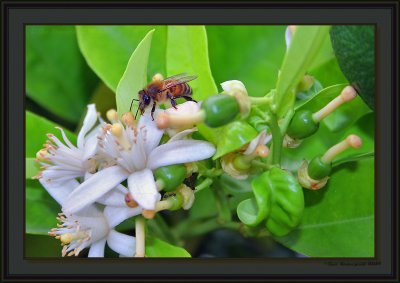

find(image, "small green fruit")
[308,156,332,180]
[154,164,187,192]
[287,110,319,139]
[201,94,240,127]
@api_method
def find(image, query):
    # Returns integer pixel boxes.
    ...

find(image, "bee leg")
[167,92,178,109]
[151,102,156,121]
[182,96,197,103]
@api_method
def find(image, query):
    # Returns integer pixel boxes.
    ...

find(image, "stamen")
[124,193,139,208]
[106,109,119,123]
[121,112,136,127]
[111,124,131,150]
[142,209,156,219]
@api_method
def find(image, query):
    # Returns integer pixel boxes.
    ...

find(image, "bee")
[130,73,198,120]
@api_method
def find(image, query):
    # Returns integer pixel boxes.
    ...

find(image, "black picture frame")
[1,1,398,281]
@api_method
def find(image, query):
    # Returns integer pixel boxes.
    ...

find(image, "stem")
[279,108,294,135]
[177,218,241,238]
[268,114,283,165]
[135,216,146,257]
[249,95,273,106]
[194,178,213,193]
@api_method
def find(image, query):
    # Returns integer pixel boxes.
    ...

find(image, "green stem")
[194,178,213,193]
[177,218,241,238]
[249,95,273,106]
[268,114,283,165]
[279,108,294,135]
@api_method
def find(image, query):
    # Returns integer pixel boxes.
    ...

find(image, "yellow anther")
[142,209,156,219]
[36,149,49,160]
[106,109,118,123]
[60,233,73,244]
[122,112,135,127]
[152,73,164,82]
[256,144,270,158]
[111,123,123,137]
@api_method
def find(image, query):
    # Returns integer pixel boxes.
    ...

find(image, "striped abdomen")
[169,83,192,97]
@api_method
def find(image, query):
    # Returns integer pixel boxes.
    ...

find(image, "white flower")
[63,111,216,214]
[285,25,297,51]
[49,204,138,257]
[35,104,100,203]
[164,101,200,136]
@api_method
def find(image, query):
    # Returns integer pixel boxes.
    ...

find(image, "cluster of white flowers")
[35,102,216,257]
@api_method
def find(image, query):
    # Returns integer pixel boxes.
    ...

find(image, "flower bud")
[154,164,187,192]
[178,184,195,210]
[201,94,240,127]
[221,80,251,118]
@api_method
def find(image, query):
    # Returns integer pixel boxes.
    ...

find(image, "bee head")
[139,90,151,107]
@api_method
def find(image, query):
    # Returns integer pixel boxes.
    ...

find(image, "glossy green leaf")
[116,30,154,116]
[214,121,258,159]
[237,167,304,237]
[26,234,61,257]
[309,57,348,87]
[335,112,374,162]
[189,187,218,220]
[274,26,331,117]
[145,236,191,257]
[330,26,375,109]
[26,180,60,235]
[166,26,219,143]
[26,157,39,179]
[26,26,97,123]
[277,157,374,257]
[26,111,76,158]
[207,26,286,97]
[76,26,167,91]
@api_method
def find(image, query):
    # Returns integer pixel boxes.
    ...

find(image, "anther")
[106,109,119,123]
[122,112,136,127]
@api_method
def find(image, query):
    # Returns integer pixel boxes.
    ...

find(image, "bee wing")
[160,73,198,92]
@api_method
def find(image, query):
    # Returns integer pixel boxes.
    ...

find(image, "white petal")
[104,205,142,228]
[83,127,100,160]
[96,185,128,207]
[243,130,272,155]
[107,230,135,257]
[77,104,98,149]
[39,178,79,206]
[138,111,164,155]
[221,80,247,95]
[168,128,198,142]
[165,101,199,115]
[285,26,292,50]
[88,238,106,257]
[147,140,216,170]
[63,166,129,214]
[128,169,160,210]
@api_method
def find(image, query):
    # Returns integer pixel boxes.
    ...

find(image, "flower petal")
[83,125,101,160]
[285,26,292,50]
[39,178,79,206]
[147,140,216,170]
[96,185,128,207]
[77,104,98,149]
[103,205,142,228]
[243,130,272,155]
[168,128,198,142]
[107,230,135,257]
[88,238,106,257]
[63,166,129,214]
[138,111,164,155]
[165,101,199,115]
[128,169,161,210]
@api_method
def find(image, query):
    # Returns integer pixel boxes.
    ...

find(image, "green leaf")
[26,111,76,158]
[26,234,61,257]
[237,167,304,237]
[166,26,219,143]
[26,179,60,235]
[76,26,167,91]
[274,26,331,117]
[213,121,258,159]
[189,187,218,220]
[309,57,348,87]
[116,30,154,116]
[330,26,375,109]
[277,157,374,257]
[26,26,98,123]
[207,26,286,97]
[26,157,39,179]
[145,236,191,257]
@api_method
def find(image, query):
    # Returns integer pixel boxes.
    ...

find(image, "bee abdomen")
[180,83,192,96]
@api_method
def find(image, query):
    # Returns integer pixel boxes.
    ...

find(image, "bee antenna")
[135,106,140,119]
[129,99,139,112]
